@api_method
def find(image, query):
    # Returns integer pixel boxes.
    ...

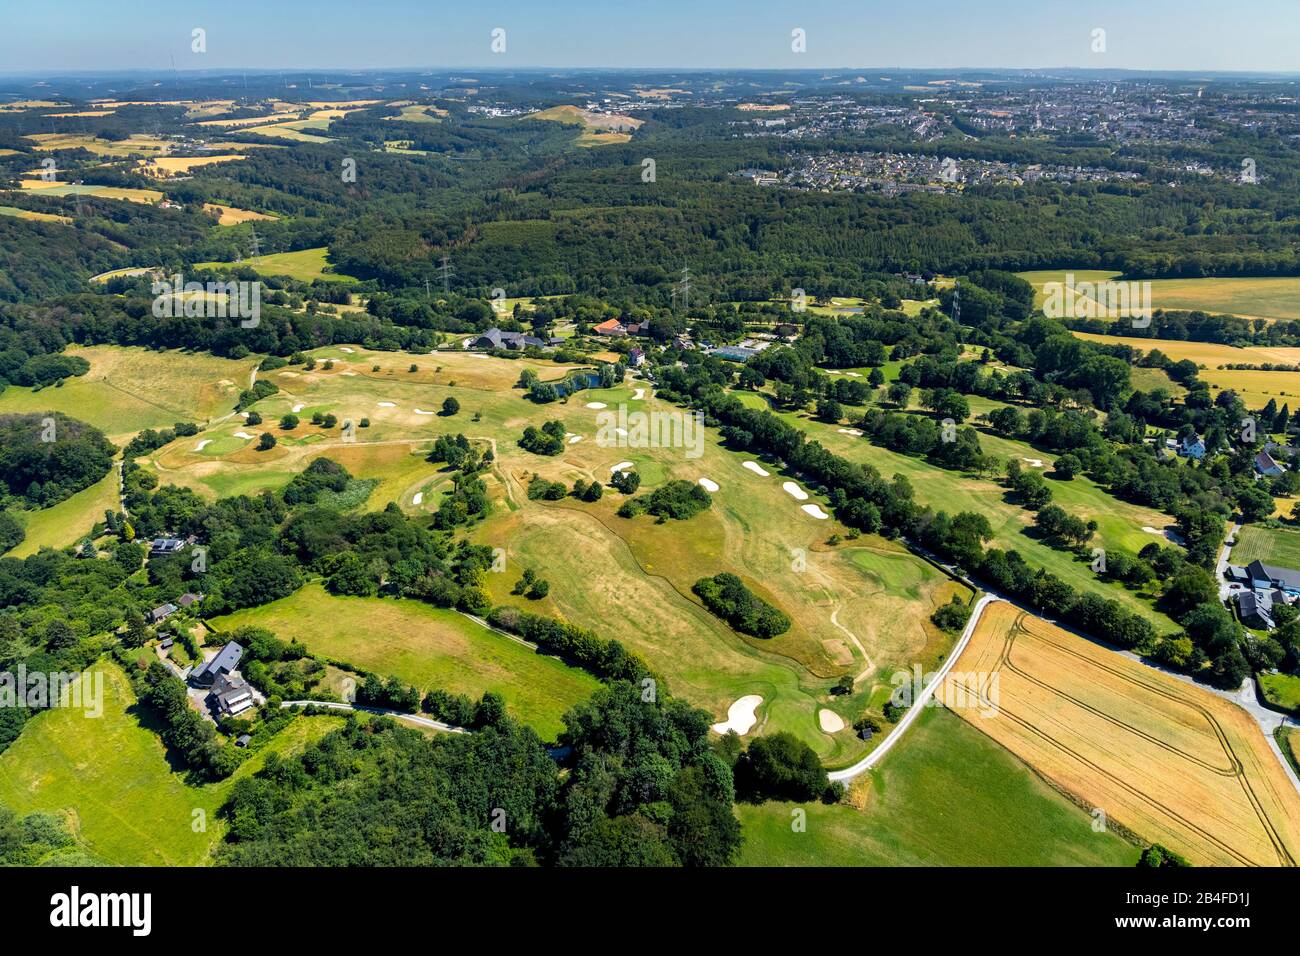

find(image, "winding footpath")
[280,699,468,734]
[828,593,998,783]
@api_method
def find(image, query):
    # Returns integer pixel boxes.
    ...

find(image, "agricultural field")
[1020,269,1300,324]
[16,180,164,204]
[210,583,600,740]
[202,202,276,225]
[194,246,357,282]
[6,472,119,557]
[0,345,257,443]
[141,154,246,176]
[737,706,1140,866]
[945,601,1300,865]
[22,132,172,157]
[1232,524,1300,569]
[0,204,71,224]
[0,661,343,865]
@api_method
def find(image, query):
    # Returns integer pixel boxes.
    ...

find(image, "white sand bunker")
[1142,526,1165,535]
[837,427,864,436]
[610,461,635,473]
[743,461,770,477]
[292,403,305,412]
[1021,457,1045,468]
[586,401,607,409]
[413,408,434,416]
[339,347,355,353]
[698,477,719,492]
[377,402,396,408]
[233,431,254,440]
[194,439,212,452]
[342,371,357,376]
[783,481,809,501]
[412,492,424,506]
[632,388,646,400]
[712,695,763,735]
[839,371,861,377]
[818,709,846,733]
[802,503,830,520]
[568,435,584,444]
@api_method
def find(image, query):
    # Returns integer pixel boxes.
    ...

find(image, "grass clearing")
[1232,524,1300,570]
[210,583,600,740]
[945,601,1300,865]
[0,661,341,865]
[202,202,276,225]
[0,204,72,224]
[7,472,119,557]
[194,246,357,283]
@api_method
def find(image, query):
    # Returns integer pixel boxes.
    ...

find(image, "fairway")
[737,706,1139,866]
[7,471,119,557]
[945,601,1300,866]
[1020,269,1300,323]
[0,661,342,865]
[194,246,357,282]
[0,345,257,442]
[1232,524,1300,570]
[209,583,601,740]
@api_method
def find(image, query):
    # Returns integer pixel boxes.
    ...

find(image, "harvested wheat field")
[944,601,1300,866]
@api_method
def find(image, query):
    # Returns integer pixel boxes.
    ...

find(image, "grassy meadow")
[1019,269,1300,323]
[1232,524,1300,570]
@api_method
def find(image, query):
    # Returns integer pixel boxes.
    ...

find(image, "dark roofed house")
[1239,590,1274,629]
[177,592,203,608]
[148,603,177,625]
[209,672,255,716]
[1247,559,1300,594]
[149,537,186,557]
[189,641,244,688]
[159,637,175,652]
[235,733,252,748]
[1255,451,1287,478]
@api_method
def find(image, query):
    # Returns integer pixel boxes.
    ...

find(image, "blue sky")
[2,0,1297,73]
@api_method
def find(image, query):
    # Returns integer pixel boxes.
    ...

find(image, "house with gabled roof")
[189,641,244,688]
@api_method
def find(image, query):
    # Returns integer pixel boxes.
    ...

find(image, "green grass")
[8,472,119,557]
[1259,672,1300,716]
[736,706,1141,866]
[1233,524,1300,571]
[0,661,342,865]
[194,247,357,283]
[209,583,600,740]
[1278,727,1300,777]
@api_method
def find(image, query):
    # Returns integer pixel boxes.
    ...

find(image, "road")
[280,699,468,733]
[827,593,998,783]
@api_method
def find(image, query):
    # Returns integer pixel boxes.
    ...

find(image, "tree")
[280,414,299,430]
[734,732,833,803]
[257,433,277,451]
[442,396,460,416]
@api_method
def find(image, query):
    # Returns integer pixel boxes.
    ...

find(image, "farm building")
[208,672,256,717]
[189,641,245,688]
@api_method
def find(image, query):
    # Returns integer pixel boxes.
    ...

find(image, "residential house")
[1245,559,1300,596]
[148,603,178,625]
[177,592,203,609]
[149,537,187,557]
[628,346,646,367]
[1255,450,1287,478]
[209,672,255,716]
[1178,436,1206,459]
[189,641,245,688]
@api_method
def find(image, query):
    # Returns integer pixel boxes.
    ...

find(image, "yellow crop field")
[142,155,246,176]
[944,601,1300,866]
[1020,269,1300,323]
[1072,331,1300,410]
[202,202,276,225]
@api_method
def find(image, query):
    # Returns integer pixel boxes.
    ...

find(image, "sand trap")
[412,492,423,506]
[610,461,634,473]
[839,371,861,377]
[632,388,645,400]
[292,403,305,412]
[1021,457,1045,468]
[742,461,770,477]
[698,477,719,492]
[233,431,254,440]
[413,408,434,416]
[802,503,830,520]
[239,411,250,419]
[783,481,809,501]
[585,401,607,410]
[339,347,355,353]
[837,427,864,436]
[818,709,846,733]
[194,439,212,452]
[568,435,584,444]
[342,371,357,376]
[1142,526,1165,535]
[712,695,763,735]
[377,401,396,408]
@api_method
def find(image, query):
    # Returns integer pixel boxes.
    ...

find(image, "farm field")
[7,472,119,557]
[1071,331,1300,411]
[1232,524,1300,569]
[0,345,257,442]
[194,246,357,282]
[210,583,601,740]
[0,661,343,865]
[1020,269,1300,323]
[526,104,642,146]
[202,202,276,225]
[737,705,1140,866]
[16,180,164,204]
[944,601,1300,866]
[0,204,71,224]
[23,132,172,157]
[142,154,246,176]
